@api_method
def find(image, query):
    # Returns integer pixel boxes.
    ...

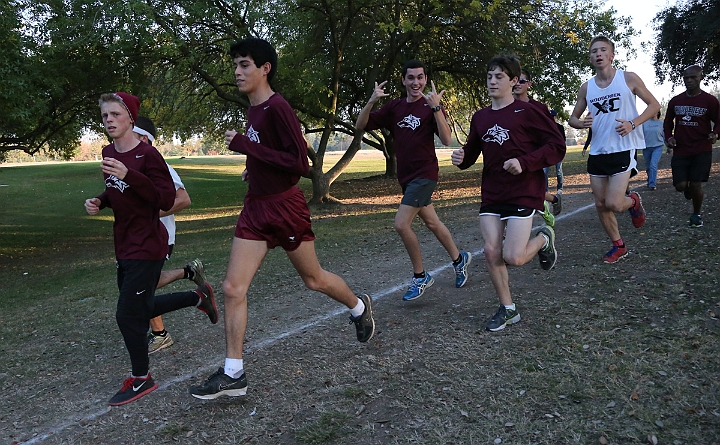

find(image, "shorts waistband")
[247,186,302,201]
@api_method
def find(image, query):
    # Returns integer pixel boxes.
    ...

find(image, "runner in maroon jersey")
[664,64,720,228]
[452,55,565,332]
[84,93,218,406]
[190,38,375,400]
[130,116,209,355]
[356,59,471,301]
[513,69,563,222]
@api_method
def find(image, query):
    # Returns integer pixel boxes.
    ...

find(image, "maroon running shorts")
[235,186,315,251]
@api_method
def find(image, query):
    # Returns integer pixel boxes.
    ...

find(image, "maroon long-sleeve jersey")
[458,100,566,210]
[97,141,175,260]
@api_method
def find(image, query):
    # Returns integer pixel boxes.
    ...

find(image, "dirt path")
[8,153,720,445]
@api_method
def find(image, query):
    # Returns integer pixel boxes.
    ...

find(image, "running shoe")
[402,273,435,301]
[689,214,703,228]
[187,259,206,286]
[195,282,219,324]
[485,305,521,332]
[552,190,562,216]
[628,191,646,228]
[541,201,555,227]
[602,245,628,263]
[147,331,174,354]
[350,293,375,342]
[190,368,248,400]
[453,252,472,288]
[109,374,158,406]
[536,226,557,270]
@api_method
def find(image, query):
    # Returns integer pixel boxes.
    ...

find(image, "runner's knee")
[222,281,248,303]
[484,243,503,263]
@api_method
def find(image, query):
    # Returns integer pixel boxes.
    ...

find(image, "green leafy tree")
[267,0,633,202]
[5,0,633,205]
[0,0,153,160]
[653,0,720,84]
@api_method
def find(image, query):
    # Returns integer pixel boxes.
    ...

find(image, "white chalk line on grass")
[21,202,595,444]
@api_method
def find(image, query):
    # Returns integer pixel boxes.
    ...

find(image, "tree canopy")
[653,0,720,84]
[3,0,634,201]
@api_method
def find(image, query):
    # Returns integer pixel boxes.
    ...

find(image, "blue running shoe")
[453,252,472,288]
[402,273,434,301]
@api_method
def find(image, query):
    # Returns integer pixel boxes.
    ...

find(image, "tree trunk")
[384,152,397,179]
[307,165,340,205]
[383,135,397,178]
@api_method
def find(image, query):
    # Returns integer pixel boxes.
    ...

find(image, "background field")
[1,149,719,445]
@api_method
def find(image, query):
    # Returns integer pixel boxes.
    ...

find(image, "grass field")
[1,148,719,445]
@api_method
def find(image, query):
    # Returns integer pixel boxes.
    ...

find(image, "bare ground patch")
[3,152,720,445]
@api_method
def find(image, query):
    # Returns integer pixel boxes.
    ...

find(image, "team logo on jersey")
[482,124,510,145]
[106,175,129,193]
[589,92,621,115]
[680,113,699,126]
[397,114,421,130]
[675,105,707,117]
[246,125,260,143]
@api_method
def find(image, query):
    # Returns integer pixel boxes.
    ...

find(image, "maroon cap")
[113,92,140,124]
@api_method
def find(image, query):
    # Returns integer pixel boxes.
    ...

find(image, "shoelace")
[409,279,420,291]
[119,377,137,391]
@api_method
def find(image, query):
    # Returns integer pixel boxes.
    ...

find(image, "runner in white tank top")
[569,36,660,264]
[586,69,646,155]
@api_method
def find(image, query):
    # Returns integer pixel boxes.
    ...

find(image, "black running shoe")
[187,259,206,286]
[537,226,557,270]
[689,214,703,228]
[190,367,248,400]
[350,294,375,342]
[485,305,521,332]
[195,282,219,324]
[552,191,562,216]
[109,374,158,406]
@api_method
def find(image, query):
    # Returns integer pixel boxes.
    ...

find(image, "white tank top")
[586,70,645,154]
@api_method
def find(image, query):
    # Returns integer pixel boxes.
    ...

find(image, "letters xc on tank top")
[586,69,645,154]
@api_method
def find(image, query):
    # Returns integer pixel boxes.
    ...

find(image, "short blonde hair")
[589,36,614,53]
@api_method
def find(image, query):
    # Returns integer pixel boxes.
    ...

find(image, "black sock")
[183,265,193,280]
[414,271,426,279]
[152,330,167,337]
[452,255,462,266]
[552,196,559,204]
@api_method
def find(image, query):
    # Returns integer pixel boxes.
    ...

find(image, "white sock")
[132,373,149,379]
[224,358,244,379]
[350,298,365,318]
[504,303,516,311]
